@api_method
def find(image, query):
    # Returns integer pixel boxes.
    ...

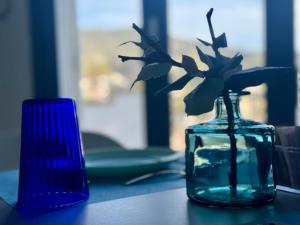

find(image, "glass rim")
[216,93,240,103]
[216,91,251,100]
[23,98,75,105]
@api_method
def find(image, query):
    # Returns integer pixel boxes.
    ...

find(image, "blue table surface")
[2,157,300,225]
[0,159,185,206]
[2,188,300,225]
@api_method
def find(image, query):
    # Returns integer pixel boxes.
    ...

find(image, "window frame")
[29,0,297,148]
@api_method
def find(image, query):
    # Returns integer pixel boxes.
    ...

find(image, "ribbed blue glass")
[17,98,89,209]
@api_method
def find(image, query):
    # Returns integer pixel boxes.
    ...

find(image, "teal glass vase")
[185,93,276,207]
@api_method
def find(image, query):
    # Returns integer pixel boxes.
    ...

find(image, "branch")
[170,59,184,68]
[206,8,220,56]
[118,55,148,63]
[118,55,184,68]
[223,90,238,196]
[206,8,215,41]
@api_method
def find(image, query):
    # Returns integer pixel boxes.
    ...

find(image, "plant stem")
[205,8,220,57]
[206,9,215,41]
[223,91,238,196]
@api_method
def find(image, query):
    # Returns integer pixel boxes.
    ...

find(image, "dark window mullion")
[143,0,170,146]
[266,0,296,125]
[29,0,58,98]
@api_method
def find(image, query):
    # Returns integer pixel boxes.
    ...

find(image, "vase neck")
[215,93,241,120]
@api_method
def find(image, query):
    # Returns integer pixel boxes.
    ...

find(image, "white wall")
[0,0,33,170]
[0,0,82,170]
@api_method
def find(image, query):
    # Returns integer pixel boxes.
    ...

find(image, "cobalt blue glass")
[17,98,89,209]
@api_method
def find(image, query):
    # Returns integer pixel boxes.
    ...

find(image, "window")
[76,0,145,148]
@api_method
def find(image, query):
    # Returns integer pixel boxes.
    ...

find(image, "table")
[1,188,300,225]
[0,157,186,205]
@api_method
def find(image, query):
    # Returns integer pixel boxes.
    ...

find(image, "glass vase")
[185,93,276,207]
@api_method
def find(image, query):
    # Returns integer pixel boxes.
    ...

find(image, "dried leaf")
[223,65,242,80]
[128,24,165,57]
[207,55,217,65]
[140,36,161,56]
[156,74,194,95]
[141,45,156,56]
[119,41,140,47]
[138,41,156,56]
[184,78,224,115]
[131,62,172,89]
[132,23,163,53]
[213,33,227,49]
[206,8,214,19]
[220,54,243,77]
[119,40,157,57]
[182,55,199,73]
[197,38,212,46]
[147,52,171,63]
[224,67,292,92]
[215,54,231,68]
[196,46,213,69]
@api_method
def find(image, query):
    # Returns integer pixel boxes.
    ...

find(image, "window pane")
[169,0,265,150]
[76,0,145,148]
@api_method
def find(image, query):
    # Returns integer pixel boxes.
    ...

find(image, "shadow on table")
[187,191,300,225]
[1,203,89,225]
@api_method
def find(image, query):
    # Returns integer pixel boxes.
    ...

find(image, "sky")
[76,0,300,53]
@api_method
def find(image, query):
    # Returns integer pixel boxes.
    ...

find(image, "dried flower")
[118,8,290,116]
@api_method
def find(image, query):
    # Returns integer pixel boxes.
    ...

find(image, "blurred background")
[0,0,298,170]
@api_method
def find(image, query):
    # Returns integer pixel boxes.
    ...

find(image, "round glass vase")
[185,93,276,207]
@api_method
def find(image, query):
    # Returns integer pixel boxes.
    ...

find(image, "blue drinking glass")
[17,98,89,209]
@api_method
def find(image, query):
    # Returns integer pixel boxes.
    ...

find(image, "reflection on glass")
[186,94,275,207]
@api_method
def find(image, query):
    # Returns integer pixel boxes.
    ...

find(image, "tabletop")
[1,188,300,225]
[0,160,185,206]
